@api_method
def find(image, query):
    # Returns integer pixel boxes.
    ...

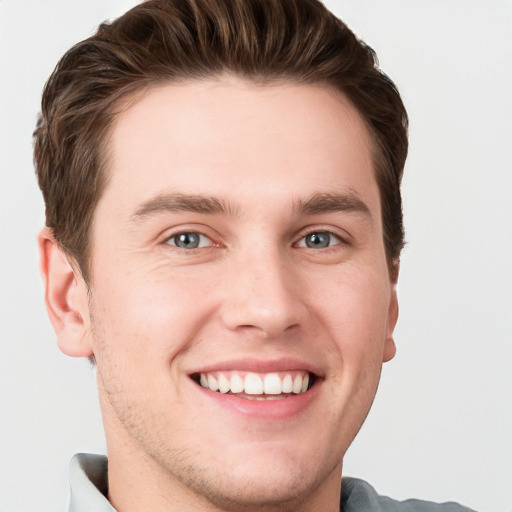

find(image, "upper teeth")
[199,371,310,395]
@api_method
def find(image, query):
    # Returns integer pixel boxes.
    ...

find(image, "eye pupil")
[174,233,200,249]
[306,232,330,248]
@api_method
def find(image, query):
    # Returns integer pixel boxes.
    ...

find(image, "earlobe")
[383,262,399,363]
[38,228,93,358]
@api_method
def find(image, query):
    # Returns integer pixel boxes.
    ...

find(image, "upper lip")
[187,357,323,377]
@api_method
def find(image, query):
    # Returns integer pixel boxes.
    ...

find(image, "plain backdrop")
[0,1,511,511]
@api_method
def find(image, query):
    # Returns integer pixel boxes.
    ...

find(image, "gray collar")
[66,453,474,512]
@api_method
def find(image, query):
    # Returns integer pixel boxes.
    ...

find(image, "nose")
[219,247,307,339]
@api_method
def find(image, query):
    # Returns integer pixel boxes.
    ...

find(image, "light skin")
[39,77,398,512]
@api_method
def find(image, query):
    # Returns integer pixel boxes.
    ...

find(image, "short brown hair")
[34,0,408,282]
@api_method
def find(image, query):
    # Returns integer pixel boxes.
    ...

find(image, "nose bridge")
[220,242,305,338]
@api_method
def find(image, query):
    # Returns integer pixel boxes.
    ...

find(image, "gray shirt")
[68,453,477,512]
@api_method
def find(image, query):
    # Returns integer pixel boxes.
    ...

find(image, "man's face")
[78,78,397,509]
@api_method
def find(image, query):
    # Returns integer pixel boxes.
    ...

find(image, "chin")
[174,462,332,512]
[150,438,341,512]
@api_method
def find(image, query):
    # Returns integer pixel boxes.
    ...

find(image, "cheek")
[308,268,391,362]
[89,267,217,369]
[313,264,390,324]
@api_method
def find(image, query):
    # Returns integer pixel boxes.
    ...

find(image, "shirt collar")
[69,453,116,512]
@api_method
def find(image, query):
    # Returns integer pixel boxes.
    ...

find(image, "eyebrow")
[131,190,371,222]
[295,191,372,220]
[131,193,238,220]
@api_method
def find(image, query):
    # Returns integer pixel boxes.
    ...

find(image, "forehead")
[100,77,379,219]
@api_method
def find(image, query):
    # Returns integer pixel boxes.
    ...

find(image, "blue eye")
[167,232,210,249]
[299,232,340,249]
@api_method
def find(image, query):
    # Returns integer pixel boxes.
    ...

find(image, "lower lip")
[194,380,321,420]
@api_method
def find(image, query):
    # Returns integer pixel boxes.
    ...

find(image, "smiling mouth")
[192,370,317,400]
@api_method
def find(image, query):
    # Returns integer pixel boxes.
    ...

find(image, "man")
[33,0,476,511]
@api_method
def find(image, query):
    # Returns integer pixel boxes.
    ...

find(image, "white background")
[0,1,511,511]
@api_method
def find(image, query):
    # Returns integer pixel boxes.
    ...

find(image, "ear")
[38,228,93,358]
[382,260,399,363]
